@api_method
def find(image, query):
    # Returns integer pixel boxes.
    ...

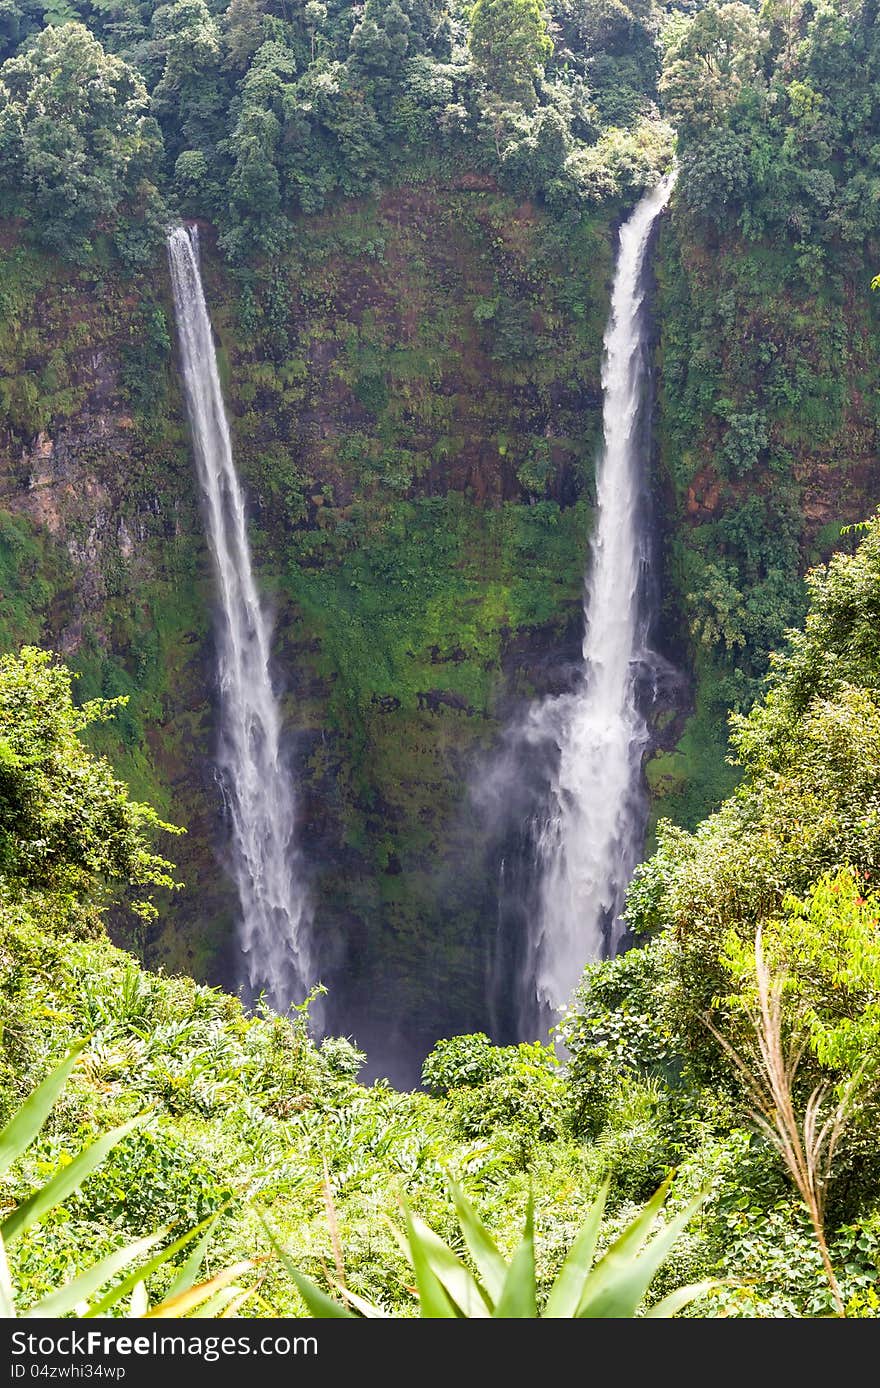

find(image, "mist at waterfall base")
[167,225,312,1015]
[480,176,680,1043]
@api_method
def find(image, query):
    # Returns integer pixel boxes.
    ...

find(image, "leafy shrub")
[451,1068,565,1167]
[74,1128,234,1235]
[0,647,180,922]
[589,1076,676,1203]
[421,1033,508,1096]
[563,943,678,1079]
[319,1035,367,1081]
[0,1047,243,1318]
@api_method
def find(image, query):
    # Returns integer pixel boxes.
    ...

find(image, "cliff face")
[0,180,615,1075]
[4,179,879,1073]
[644,208,880,830]
[0,234,223,970]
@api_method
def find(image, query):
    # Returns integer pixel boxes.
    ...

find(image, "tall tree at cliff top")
[469,0,553,102]
[0,22,162,254]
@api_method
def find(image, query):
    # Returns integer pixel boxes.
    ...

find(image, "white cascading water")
[528,174,675,1023]
[167,225,310,1010]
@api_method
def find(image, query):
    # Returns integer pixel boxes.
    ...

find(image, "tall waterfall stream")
[526,175,675,1023]
[168,225,310,1010]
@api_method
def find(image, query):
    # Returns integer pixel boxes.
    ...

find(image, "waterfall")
[167,225,310,1010]
[526,174,675,1026]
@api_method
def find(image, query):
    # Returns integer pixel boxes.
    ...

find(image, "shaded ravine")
[167,225,310,1010]
[523,175,676,1030]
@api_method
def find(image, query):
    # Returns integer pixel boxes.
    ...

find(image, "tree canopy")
[0,647,179,929]
[0,22,161,253]
[469,0,553,103]
[0,0,679,261]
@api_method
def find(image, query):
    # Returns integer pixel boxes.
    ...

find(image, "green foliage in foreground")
[7,518,880,1318]
[0,1047,249,1319]
[0,1041,704,1319]
[284,1177,709,1318]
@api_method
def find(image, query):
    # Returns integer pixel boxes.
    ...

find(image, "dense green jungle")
[1,0,880,1321]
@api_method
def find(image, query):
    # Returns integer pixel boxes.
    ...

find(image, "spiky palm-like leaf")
[0,1047,248,1318]
[280,1177,710,1319]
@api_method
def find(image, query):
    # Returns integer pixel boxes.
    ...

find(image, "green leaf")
[493,1196,536,1319]
[258,1212,354,1319]
[145,1262,252,1318]
[0,1044,84,1179]
[2,1112,149,1246]
[189,1287,249,1319]
[165,1218,219,1298]
[405,1211,490,1317]
[335,1284,390,1319]
[27,1230,168,1318]
[576,1188,705,1319]
[0,1231,14,1319]
[404,1209,461,1318]
[449,1181,507,1308]
[84,1217,217,1318]
[287,1269,355,1319]
[544,1180,609,1318]
[572,1174,670,1317]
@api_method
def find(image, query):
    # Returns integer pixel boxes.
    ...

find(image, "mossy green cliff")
[645,205,880,834]
[4,164,880,1064]
[0,178,618,1069]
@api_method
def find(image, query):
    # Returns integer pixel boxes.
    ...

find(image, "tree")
[0,23,161,253]
[349,0,414,85]
[660,1,767,140]
[625,512,880,1078]
[469,0,553,103]
[222,39,298,255]
[760,0,807,76]
[0,0,40,64]
[223,0,269,72]
[152,0,221,91]
[151,0,227,166]
[0,647,179,925]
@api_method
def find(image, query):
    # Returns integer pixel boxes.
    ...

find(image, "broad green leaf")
[286,1269,355,1319]
[406,1211,490,1318]
[2,1113,149,1245]
[576,1191,706,1319]
[449,1181,507,1308]
[165,1219,218,1298]
[258,1213,354,1319]
[571,1174,670,1316]
[492,1197,536,1319]
[0,1044,84,1179]
[0,1231,14,1319]
[85,1216,216,1317]
[644,1280,717,1318]
[404,1210,461,1318]
[27,1230,168,1318]
[544,1180,609,1318]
